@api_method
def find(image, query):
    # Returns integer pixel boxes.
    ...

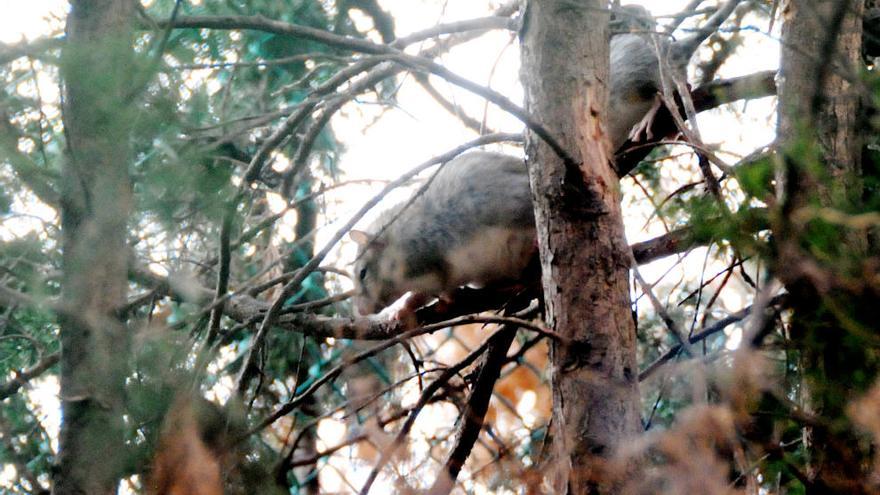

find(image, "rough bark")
[55,1,135,494]
[776,0,872,492]
[778,0,864,209]
[520,1,640,493]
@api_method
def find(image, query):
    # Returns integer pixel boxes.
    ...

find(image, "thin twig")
[248,313,558,435]
[0,352,60,401]
[639,294,787,381]
[632,266,696,356]
[427,325,518,495]
[358,327,511,495]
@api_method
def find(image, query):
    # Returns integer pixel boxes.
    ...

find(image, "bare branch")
[389,51,579,167]
[673,0,744,59]
[638,295,787,381]
[162,14,512,56]
[249,314,557,435]
[665,0,707,33]
[0,37,61,65]
[0,351,60,401]
[633,267,697,356]
[165,15,395,55]
[631,227,696,265]
[358,327,509,495]
[244,19,510,183]
[427,326,517,495]
[414,73,487,133]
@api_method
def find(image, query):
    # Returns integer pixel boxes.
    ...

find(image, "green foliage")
[631,144,668,187]
[735,154,774,199]
[0,394,55,486]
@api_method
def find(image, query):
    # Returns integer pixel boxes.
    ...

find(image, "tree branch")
[427,325,517,495]
[249,314,557,436]
[244,18,510,183]
[0,37,61,66]
[0,351,60,401]
[638,294,787,381]
[0,107,60,207]
[233,133,522,395]
[162,14,512,56]
[414,72,487,134]
[125,205,767,355]
[631,227,696,266]
[673,0,743,59]
[358,327,509,495]
[389,52,579,167]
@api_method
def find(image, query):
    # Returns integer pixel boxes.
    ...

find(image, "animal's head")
[611,4,654,34]
[350,229,407,315]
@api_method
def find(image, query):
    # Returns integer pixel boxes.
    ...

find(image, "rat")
[350,151,536,316]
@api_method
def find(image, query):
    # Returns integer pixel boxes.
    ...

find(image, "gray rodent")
[351,3,741,315]
[351,40,664,315]
[350,151,535,316]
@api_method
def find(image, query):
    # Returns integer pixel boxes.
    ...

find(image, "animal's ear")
[351,230,387,251]
[349,230,370,246]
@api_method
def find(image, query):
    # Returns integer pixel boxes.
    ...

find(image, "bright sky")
[0,1,66,43]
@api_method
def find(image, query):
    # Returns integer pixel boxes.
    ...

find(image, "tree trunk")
[520,2,640,493]
[776,0,872,492]
[55,1,134,493]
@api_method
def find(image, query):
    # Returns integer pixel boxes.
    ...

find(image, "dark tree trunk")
[55,1,134,493]
[520,1,640,493]
[776,0,875,493]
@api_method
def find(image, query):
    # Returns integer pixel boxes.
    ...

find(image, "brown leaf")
[147,395,227,495]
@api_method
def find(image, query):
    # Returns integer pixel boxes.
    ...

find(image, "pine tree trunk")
[776,0,873,492]
[520,2,640,492]
[55,1,134,493]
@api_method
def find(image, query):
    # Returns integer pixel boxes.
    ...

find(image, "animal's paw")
[390,306,419,330]
[378,292,429,329]
[627,95,662,142]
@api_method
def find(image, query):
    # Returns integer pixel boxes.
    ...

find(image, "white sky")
[0,1,66,43]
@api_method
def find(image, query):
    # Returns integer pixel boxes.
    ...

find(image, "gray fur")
[353,151,535,314]
[609,1,737,149]
[609,33,666,149]
[386,151,533,263]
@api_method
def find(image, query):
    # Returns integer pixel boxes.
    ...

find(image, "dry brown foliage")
[849,381,880,492]
[609,405,743,495]
[147,395,230,495]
